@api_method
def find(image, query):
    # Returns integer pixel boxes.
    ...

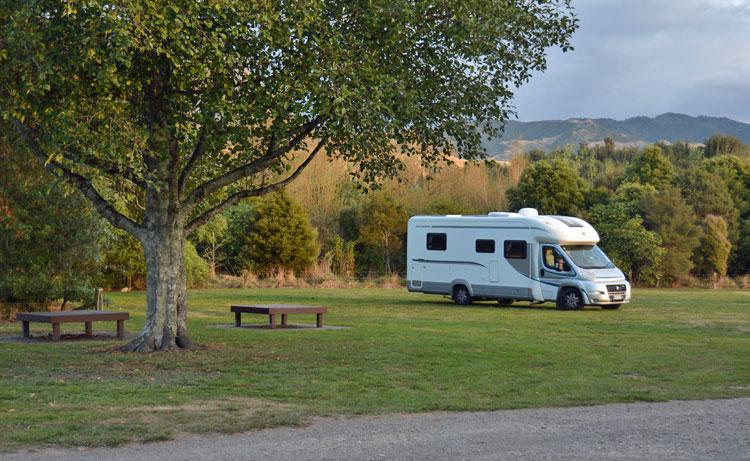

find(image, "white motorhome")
[406,208,630,310]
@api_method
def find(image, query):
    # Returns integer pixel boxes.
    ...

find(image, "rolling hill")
[483,113,750,158]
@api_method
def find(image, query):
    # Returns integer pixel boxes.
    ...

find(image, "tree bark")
[122,188,191,352]
[122,223,190,352]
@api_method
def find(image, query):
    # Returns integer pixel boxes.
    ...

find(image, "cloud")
[511,0,750,122]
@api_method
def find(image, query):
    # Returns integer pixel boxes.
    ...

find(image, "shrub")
[244,192,319,277]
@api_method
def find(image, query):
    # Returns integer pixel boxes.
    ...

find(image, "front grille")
[606,284,626,293]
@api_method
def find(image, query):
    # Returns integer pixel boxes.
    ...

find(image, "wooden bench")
[231,304,327,329]
[16,310,129,341]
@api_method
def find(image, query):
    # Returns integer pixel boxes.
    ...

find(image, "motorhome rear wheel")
[452,285,472,306]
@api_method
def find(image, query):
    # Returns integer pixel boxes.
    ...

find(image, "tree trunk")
[122,214,191,352]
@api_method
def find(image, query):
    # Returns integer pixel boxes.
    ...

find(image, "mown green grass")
[0,288,748,448]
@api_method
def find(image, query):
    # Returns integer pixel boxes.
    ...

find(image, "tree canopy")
[507,158,587,214]
[0,0,577,351]
[622,146,675,189]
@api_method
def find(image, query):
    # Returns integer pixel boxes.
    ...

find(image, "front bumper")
[583,281,631,305]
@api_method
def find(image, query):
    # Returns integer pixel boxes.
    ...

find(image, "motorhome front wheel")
[557,287,584,310]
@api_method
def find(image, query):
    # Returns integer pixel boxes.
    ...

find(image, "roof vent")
[446,214,462,217]
[518,208,539,217]
[488,212,511,217]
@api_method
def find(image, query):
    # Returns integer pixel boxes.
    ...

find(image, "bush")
[244,192,319,277]
[0,141,103,305]
[356,192,408,275]
[589,204,663,286]
[326,236,356,277]
[693,215,732,278]
[184,241,211,288]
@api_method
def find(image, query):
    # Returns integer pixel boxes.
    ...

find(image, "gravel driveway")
[4,398,749,461]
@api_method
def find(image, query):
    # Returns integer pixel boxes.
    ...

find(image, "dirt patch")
[98,397,306,436]
[208,323,350,331]
[0,332,132,344]
[124,397,296,415]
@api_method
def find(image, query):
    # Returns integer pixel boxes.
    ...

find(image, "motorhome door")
[540,245,575,300]
[410,259,424,289]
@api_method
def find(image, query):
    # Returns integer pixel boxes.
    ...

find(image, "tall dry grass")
[288,150,525,219]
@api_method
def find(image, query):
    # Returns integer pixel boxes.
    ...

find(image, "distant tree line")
[507,134,750,285]
[2,133,749,306]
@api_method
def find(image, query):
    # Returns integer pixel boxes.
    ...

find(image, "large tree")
[622,146,676,189]
[507,158,588,215]
[0,1,576,351]
[641,188,702,284]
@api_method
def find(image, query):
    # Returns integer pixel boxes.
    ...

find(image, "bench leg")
[281,314,288,327]
[316,313,323,328]
[85,321,93,337]
[52,323,61,341]
[235,311,242,327]
[116,320,124,338]
[269,314,276,329]
[22,321,30,338]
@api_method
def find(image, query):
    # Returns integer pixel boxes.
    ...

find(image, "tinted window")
[504,240,527,259]
[475,239,495,253]
[427,233,447,251]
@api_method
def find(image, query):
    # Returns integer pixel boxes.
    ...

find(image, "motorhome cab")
[406,208,630,310]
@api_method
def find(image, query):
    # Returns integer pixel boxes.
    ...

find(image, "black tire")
[601,304,621,310]
[497,298,514,306]
[556,287,584,310]
[452,285,472,306]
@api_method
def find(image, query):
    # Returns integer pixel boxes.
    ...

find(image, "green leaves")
[1,0,576,228]
[507,158,588,215]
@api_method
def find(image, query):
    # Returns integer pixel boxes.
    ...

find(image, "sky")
[511,0,750,122]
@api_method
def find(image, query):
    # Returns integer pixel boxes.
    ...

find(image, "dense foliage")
[0,141,102,305]
[512,137,750,285]
[242,192,319,277]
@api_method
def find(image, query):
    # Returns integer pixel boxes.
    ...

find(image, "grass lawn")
[0,288,749,448]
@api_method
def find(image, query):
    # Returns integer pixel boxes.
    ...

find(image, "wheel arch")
[557,282,591,305]
[450,279,473,297]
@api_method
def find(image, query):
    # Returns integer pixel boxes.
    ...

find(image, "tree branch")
[185,138,326,234]
[182,115,328,209]
[178,126,207,194]
[64,149,147,188]
[10,119,146,239]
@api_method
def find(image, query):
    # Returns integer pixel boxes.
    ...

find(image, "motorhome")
[406,208,630,310]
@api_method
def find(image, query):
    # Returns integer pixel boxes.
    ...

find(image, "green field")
[0,288,748,448]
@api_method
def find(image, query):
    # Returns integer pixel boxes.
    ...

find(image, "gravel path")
[4,398,749,461]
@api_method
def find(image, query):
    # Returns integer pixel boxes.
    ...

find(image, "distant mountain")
[483,113,750,158]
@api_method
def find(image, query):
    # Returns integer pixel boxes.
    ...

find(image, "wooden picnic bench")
[16,310,129,341]
[231,304,327,329]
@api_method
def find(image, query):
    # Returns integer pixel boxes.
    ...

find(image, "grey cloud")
[511,0,750,122]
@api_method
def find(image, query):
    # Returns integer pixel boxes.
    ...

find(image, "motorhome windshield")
[561,245,614,269]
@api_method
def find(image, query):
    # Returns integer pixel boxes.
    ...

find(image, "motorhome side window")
[543,246,571,272]
[504,240,527,259]
[475,239,495,253]
[426,233,447,251]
